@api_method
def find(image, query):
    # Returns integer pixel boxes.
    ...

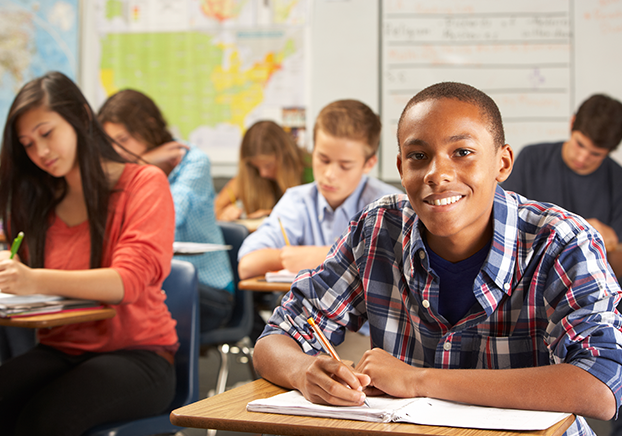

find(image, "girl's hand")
[142,141,189,168]
[247,209,272,219]
[219,204,243,221]
[0,255,39,295]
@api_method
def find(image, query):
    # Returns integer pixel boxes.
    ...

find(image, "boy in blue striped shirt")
[254,82,622,436]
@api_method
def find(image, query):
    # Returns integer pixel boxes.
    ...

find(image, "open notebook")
[247,390,571,431]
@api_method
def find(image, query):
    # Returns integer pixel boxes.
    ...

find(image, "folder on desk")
[247,390,571,431]
[0,293,100,318]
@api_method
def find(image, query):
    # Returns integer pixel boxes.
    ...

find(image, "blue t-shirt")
[427,239,490,326]
[169,145,234,293]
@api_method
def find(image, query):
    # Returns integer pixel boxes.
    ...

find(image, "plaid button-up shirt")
[262,186,622,436]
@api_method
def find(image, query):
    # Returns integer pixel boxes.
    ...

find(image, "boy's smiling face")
[397,98,513,261]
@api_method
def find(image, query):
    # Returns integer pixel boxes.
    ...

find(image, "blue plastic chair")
[86,259,200,436]
[201,222,254,395]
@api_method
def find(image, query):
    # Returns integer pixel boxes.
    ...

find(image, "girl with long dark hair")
[0,72,178,436]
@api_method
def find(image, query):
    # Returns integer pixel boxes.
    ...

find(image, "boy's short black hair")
[572,94,622,151]
[397,82,505,150]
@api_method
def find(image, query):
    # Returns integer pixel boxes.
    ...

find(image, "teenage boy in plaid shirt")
[253,82,622,436]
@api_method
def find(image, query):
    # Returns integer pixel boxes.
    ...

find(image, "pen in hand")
[302,306,370,407]
[9,232,24,259]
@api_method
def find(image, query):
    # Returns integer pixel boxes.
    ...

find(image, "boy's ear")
[396,152,403,180]
[496,144,514,183]
[363,154,378,174]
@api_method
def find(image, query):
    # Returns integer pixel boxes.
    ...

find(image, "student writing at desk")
[215,120,313,221]
[0,72,178,436]
[502,94,622,279]
[237,100,400,280]
[253,83,622,436]
[98,89,235,334]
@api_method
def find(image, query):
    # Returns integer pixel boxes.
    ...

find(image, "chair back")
[220,221,248,287]
[84,259,199,436]
[202,222,252,345]
[163,259,200,408]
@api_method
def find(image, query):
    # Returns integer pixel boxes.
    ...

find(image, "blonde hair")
[313,99,381,158]
[238,121,308,214]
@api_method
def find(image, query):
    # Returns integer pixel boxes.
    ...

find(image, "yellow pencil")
[302,306,370,407]
[226,187,237,205]
[278,217,290,246]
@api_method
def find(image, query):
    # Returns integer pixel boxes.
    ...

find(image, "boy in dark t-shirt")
[502,94,622,278]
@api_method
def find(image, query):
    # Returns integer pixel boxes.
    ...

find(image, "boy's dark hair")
[98,89,174,150]
[397,82,505,149]
[572,94,622,151]
[314,99,381,159]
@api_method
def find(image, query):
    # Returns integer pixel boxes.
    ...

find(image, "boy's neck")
[424,220,494,263]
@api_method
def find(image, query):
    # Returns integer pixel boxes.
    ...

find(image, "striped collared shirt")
[262,186,622,436]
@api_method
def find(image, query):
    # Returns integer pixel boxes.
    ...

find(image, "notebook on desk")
[247,389,571,431]
[173,241,231,254]
[0,293,101,318]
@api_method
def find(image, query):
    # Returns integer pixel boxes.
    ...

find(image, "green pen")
[9,232,24,259]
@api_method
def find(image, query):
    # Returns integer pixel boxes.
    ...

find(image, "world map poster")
[96,0,308,166]
[0,0,79,127]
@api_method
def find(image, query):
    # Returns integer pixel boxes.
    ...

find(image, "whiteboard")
[380,0,622,181]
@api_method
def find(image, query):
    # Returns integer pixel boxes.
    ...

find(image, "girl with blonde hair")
[215,120,311,221]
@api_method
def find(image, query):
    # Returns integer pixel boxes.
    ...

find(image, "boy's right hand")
[254,334,370,407]
[295,355,370,406]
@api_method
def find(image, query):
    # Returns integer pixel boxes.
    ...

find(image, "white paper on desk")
[265,269,297,282]
[173,242,231,254]
[246,390,571,430]
[0,293,63,305]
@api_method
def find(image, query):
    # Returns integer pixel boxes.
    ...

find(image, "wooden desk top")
[238,276,292,293]
[170,379,575,436]
[0,307,116,328]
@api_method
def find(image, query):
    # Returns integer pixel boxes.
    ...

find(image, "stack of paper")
[0,293,100,318]
[247,390,571,430]
[265,269,297,282]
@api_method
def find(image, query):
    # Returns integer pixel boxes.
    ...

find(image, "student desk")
[233,217,266,233]
[0,307,116,328]
[238,275,291,293]
[170,378,575,436]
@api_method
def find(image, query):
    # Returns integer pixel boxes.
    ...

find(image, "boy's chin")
[319,190,348,210]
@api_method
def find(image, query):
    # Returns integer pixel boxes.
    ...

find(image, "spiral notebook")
[247,390,571,431]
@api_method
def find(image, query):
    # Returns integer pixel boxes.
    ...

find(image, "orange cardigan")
[39,164,178,355]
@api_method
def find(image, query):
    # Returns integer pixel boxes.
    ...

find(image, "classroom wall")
[80,0,622,180]
[80,0,381,178]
